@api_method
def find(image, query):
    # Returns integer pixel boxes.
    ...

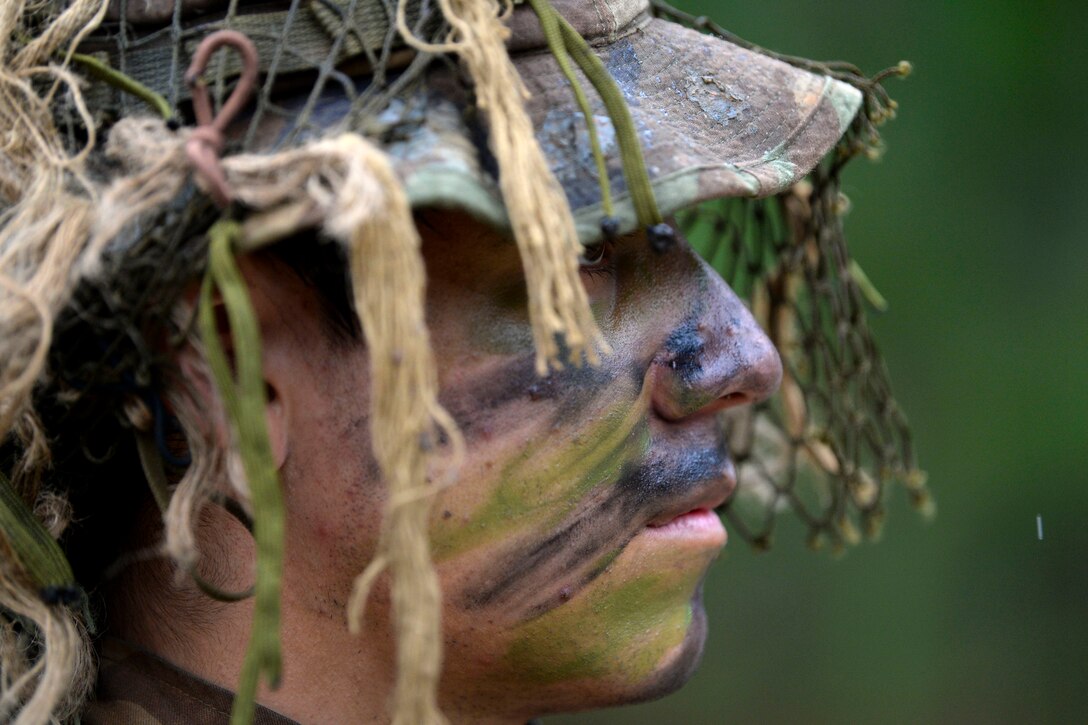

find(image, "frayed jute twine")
[0,0,107,202]
[338,137,464,725]
[396,0,609,375]
[9,91,466,722]
[221,133,465,725]
[0,576,90,725]
[0,473,93,725]
[163,370,231,574]
[1,3,113,722]
[4,2,605,721]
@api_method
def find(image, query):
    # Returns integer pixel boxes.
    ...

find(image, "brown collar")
[85,638,298,725]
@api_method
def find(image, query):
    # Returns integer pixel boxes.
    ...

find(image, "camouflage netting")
[656,1,930,551]
[69,0,446,151]
[36,0,930,558]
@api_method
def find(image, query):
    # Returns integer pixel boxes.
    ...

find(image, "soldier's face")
[271,210,781,718]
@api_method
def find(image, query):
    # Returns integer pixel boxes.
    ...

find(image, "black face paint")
[440,351,619,441]
[437,261,738,622]
[662,315,705,384]
[462,439,732,622]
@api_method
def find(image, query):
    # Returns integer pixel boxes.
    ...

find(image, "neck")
[109,506,528,724]
[107,505,396,723]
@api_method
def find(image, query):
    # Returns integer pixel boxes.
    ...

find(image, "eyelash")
[578,240,616,279]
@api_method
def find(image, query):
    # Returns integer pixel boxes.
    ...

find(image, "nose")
[651,266,783,422]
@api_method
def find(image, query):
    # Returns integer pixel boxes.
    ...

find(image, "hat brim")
[389,16,861,240]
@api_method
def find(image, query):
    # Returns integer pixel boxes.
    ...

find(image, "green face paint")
[408,212,752,708]
[501,551,710,686]
[431,385,651,560]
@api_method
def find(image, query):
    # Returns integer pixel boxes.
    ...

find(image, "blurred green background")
[551,1,1088,723]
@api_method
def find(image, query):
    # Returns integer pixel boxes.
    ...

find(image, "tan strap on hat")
[78,0,430,112]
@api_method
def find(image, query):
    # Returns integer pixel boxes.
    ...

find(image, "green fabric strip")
[198,220,284,725]
[0,472,76,593]
[527,0,614,220]
[69,52,174,120]
[0,470,94,630]
[848,259,889,312]
[554,11,663,229]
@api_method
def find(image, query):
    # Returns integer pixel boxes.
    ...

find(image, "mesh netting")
[60,0,446,154]
[680,182,929,552]
[656,1,931,550]
[25,0,930,555]
[37,0,931,554]
[28,0,452,479]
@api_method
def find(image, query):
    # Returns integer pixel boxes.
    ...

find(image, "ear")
[174,260,291,472]
[263,376,289,471]
[235,254,292,472]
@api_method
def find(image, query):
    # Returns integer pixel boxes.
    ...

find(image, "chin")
[534,587,713,718]
[620,590,710,706]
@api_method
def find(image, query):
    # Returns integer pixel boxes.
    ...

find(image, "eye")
[578,241,609,267]
[578,238,620,282]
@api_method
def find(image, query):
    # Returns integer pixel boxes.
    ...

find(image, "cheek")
[280,352,387,613]
[427,248,702,605]
[430,352,651,562]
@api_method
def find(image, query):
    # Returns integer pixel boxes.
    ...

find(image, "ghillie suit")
[0,0,928,722]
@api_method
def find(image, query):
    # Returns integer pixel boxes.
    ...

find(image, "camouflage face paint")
[412,213,773,706]
[501,547,716,687]
[431,371,650,561]
[457,434,733,621]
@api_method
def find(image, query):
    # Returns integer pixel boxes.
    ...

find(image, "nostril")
[694,391,751,418]
[652,301,783,421]
[720,391,748,410]
[650,367,754,422]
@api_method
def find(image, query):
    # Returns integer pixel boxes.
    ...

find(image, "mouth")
[641,471,734,545]
[643,507,727,545]
[460,439,737,617]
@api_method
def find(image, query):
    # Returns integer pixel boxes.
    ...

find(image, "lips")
[645,507,726,540]
[644,460,736,530]
[460,433,739,618]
